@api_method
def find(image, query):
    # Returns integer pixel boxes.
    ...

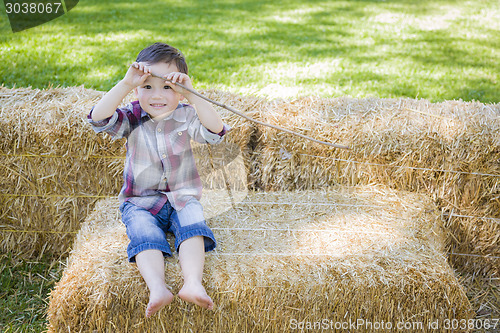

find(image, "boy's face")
[134,62,183,120]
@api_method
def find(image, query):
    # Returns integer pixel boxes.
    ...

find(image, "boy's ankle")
[182,277,203,287]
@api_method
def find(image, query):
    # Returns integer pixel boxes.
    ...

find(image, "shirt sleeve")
[183,105,230,144]
[87,107,119,132]
[200,124,230,144]
[87,104,135,139]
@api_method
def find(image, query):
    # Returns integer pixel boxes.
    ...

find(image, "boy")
[88,43,228,318]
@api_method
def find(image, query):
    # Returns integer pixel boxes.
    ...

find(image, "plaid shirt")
[88,101,228,214]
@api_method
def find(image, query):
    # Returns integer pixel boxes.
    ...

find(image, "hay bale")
[0,87,253,258]
[0,86,114,258]
[47,185,473,332]
[256,97,500,277]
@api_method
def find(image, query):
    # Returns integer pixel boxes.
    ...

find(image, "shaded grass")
[0,254,63,332]
[0,0,498,102]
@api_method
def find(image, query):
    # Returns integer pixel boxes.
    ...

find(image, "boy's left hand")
[163,72,194,98]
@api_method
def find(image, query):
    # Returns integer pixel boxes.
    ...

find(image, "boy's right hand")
[90,62,151,122]
[122,62,152,89]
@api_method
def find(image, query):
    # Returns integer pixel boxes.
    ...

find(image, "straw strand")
[0,153,124,159]
[0,193,496,223]
[0,193,116,199]
[213,251,500,259]
[297,153,500,178]
[0,229,78,234]
[1,229,497,260]
[3,151,498,177]
[150,73,350,149]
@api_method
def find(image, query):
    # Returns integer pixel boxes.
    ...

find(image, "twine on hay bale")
[47,185,473,332]
[255,96,500,277]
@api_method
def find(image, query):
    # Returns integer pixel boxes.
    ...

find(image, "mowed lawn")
[0,0,499,102]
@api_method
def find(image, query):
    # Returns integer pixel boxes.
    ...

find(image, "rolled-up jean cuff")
[127,242,173,263]
[174,228,217,253]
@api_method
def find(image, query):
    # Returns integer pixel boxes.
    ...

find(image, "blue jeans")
[120,199,216,262]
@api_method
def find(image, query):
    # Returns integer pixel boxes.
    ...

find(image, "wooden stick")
[151,73,350,149]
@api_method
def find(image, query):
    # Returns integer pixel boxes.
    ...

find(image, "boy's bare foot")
[145,286,174,318]
[178,281,214,310]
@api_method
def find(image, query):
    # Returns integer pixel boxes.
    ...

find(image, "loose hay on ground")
[47,185,473,332]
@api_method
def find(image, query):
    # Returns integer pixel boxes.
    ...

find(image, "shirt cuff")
[87,107,119,132]
[207,125,228,136]
[201,124,230,143]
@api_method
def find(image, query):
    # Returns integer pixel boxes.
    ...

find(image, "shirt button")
[157,128,162,133]
[178,131,182,136]
[162,154,167,158]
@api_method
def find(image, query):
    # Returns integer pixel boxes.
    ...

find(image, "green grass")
[0,254,63,332]
[0,0,498,102]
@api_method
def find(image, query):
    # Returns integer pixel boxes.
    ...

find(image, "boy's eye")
[164,86,172,89]
[144,85,152,89]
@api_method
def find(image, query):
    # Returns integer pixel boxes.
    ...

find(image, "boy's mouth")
[150,103,167,108]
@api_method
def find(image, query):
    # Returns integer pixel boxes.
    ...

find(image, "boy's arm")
[91,81,135,122]
[186,95,224,134]
[164,72,224,134]
[91,63,151,122]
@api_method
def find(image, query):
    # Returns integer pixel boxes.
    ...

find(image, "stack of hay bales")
[2,86,497,326]
[48,186,473,332]
[256,97,500,277]
[0,87,253,258]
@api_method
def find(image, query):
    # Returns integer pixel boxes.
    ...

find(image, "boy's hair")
[136,42,188,74]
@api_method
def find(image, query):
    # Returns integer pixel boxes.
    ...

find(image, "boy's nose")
[151,88,163,99]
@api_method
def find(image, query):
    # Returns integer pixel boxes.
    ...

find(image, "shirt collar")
[140,103,188,123]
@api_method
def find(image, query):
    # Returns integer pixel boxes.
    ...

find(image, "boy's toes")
[145,288,174,318]
[178,283,214,310]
